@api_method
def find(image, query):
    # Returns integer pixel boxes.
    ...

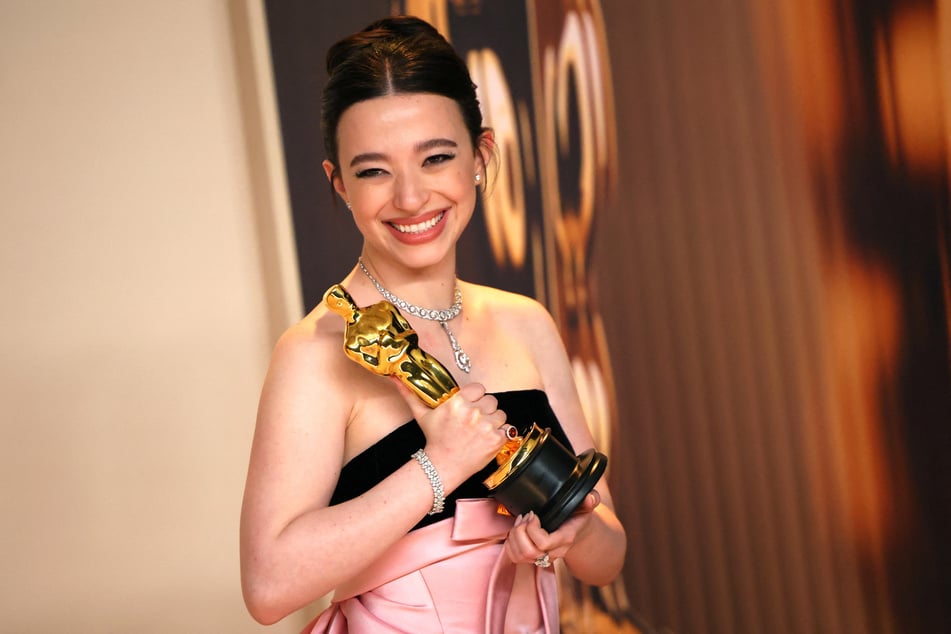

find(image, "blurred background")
[1,0,948,632]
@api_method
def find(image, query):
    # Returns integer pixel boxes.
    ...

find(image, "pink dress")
[302,499,559,633]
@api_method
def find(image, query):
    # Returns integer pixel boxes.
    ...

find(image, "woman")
[240,16,626,633]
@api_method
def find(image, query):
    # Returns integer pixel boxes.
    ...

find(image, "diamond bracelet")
[411,449,445,515]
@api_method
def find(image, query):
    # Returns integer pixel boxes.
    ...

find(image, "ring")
[534,553,551,568]
[503,424,519,441]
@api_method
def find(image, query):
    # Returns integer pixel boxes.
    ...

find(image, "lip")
[385,208,449,244]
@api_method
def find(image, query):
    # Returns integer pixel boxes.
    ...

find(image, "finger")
[573,490,601,515]
[458,381,487,402]
[486,409,507,426]
[477,394,498,415]
[523,511,552,550]
[505,518,537,562]
[588,489,602,509]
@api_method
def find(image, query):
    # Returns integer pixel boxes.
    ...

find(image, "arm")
[240,324,429,623]
[240,317,508,624]
[503,302,627,586]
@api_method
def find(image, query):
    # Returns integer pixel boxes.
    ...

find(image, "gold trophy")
[325,283,607,530]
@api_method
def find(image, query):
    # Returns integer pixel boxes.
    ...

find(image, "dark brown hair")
[321,16,487,180]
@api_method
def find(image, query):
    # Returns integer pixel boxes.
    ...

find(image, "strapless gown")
[303,389,571,634]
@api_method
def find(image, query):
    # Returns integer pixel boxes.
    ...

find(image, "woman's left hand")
[503,490,602,566]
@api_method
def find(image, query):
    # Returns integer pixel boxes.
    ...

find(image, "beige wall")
[0,1,305,631]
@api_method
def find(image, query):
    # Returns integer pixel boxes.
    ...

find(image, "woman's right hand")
[390,378,510,491]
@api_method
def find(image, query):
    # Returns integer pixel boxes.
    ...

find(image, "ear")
[476,130,495,173]
[322,159,348,200]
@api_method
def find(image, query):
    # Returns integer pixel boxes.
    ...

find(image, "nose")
[391,171,429,212]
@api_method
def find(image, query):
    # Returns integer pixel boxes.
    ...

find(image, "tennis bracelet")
[411,449,445,515]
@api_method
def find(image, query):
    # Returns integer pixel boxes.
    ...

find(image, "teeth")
[392,211,444,234]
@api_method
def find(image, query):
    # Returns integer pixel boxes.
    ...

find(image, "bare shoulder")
[258,304,358,431]
[266,307,333,379]
[464,283,564,355]
[459,282,566,391]
[271,304,345,367]
[463,282,556,330]
[262,301,414,462]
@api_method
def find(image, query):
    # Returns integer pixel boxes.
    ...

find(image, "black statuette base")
[485,424,608,532]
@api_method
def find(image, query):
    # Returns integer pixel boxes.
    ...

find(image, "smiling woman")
[239,15,626,633]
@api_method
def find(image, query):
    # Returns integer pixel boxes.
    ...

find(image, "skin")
[240,93,627,625]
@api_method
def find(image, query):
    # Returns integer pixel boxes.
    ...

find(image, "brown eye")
[423,153,455,166]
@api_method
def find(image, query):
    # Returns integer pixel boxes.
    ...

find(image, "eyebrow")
[349,138,459,167]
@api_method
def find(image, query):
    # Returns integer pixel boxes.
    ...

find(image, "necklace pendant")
[440,320,471,374]
[454,347,471,374]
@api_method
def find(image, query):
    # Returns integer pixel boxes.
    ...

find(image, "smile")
[389,211,445,234]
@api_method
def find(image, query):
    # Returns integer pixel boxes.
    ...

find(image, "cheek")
[449,166,478,200]
[345,181,385,210]
[445,174,476,209]
[454,186,478,227]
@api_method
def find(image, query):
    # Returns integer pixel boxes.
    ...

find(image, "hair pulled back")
[321,16,486,176]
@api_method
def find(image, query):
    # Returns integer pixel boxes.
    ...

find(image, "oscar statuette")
[324,283,607,530]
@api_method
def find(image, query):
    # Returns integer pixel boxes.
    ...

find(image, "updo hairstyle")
[321,16,489,181]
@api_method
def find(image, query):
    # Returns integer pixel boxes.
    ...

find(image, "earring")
[475,173,482,184]
[345,200,352,210]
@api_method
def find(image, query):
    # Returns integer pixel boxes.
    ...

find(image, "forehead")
[335,93,470,157]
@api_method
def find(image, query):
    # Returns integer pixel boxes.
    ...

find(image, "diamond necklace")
[358,258,471,374]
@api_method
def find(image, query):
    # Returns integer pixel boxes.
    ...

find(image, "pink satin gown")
[302,498,559,633]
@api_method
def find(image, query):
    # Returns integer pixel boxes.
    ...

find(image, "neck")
[357,249,456,308]
[355,250,472,375]
[357,252,458,309]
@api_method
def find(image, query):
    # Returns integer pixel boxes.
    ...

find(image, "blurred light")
[876,6,944,178]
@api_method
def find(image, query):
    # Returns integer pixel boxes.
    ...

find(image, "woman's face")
[324,93,488,271]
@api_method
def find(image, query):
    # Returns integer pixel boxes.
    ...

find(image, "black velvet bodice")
[328,389,575,531]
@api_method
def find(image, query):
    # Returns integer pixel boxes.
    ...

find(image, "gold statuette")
[324,284,459,408]
[324,282,606,531]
